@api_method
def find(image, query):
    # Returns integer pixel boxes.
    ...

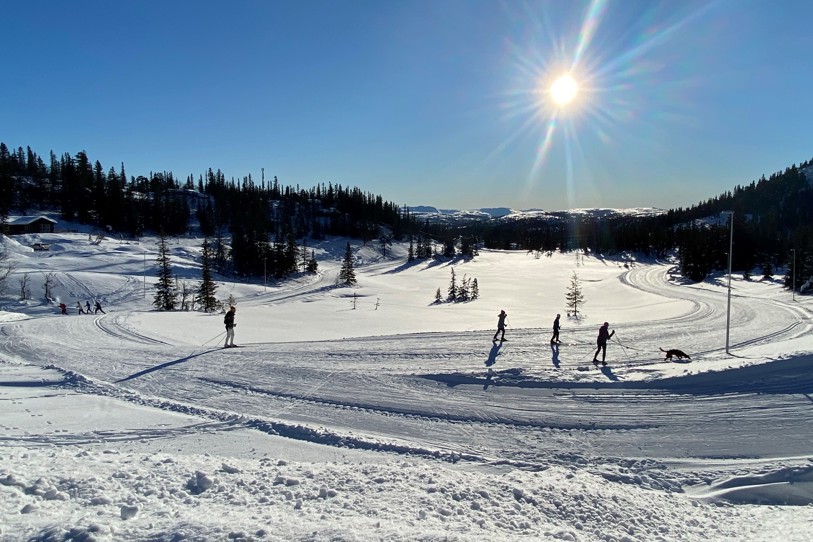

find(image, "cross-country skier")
[94,301,106,314]
[85,301,91,313]
[593,322,615,366]
[76,301,85,315]
[550,313,561,344]
[493,310,508,342]
[224,305,237,348]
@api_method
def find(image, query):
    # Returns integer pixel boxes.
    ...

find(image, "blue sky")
[3,0,812,211]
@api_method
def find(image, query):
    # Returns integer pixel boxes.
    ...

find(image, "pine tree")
[458,274,470,302]
[408,235,415,262]
[339,242,357,285]
[153,232,178,310]
[434,287,442,304]
[447,268,457,302]
[306,250,318,274]
[471,278,479,300]
[196,238,218,312]
[565,271,585,317]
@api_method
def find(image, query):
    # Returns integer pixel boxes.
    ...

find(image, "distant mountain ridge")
[407,205,664,223]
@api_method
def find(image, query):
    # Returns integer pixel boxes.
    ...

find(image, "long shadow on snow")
[423,355,813,396]
[115,348,222,383]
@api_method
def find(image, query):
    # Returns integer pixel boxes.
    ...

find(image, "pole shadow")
[116,348,220,383]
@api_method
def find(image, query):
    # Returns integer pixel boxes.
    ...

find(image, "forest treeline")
[1,142,812,292]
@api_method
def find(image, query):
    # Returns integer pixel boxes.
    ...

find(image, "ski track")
[3,261,813,490]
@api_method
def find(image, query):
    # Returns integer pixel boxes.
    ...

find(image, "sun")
[550,74,579,106]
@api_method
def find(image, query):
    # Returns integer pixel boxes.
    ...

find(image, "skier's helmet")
[603,322,609,326]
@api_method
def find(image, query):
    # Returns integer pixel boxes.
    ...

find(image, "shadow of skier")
[484,342,502,370]
[600,364,620,381]
[551,343,560,368]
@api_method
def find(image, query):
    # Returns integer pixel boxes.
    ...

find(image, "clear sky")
[3,0,812,212]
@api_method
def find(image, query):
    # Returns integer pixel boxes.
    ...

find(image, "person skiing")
[94,301,106,314]
[493,310,508,342]
[76,301,85,315]
[85,301,91,313]
[550,313,561,344]
[593,322,615,366]
[224,305,237,348]
[59,302,68,315]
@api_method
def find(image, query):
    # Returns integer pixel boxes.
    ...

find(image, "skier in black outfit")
[224,306,237,348]
[94,301,106,314]
[592,322,615,366]
[550,314,561,344]
[493,310,508,342]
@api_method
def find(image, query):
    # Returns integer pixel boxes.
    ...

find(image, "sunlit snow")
[1,226,812,541]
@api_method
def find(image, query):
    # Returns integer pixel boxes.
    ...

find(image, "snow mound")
[687,465,813,505]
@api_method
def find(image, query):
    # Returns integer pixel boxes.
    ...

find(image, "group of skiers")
[494,310,616,366]
[58,300,105,315]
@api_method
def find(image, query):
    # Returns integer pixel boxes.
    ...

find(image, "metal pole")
[143,250,146,298]
[792,248,796,301]
[725,212,733,355]
[264,258,267,293]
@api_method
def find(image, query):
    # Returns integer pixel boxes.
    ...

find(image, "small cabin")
[3,216,57,235]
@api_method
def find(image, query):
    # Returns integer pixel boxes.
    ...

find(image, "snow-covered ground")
[1,229,812,541]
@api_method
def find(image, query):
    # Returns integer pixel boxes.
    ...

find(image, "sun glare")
[550,74,578,106]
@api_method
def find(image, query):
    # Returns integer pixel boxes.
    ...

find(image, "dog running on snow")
[660,347,691,361]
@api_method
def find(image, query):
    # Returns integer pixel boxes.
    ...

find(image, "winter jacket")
[224,311,235,329]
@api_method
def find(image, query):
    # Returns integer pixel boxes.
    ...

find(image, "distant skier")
[592,322,615,366]
[59,303,67,315]
[224,305,237,348]
[94,301,106,314]
[550,313,561,344]
[76,301,85,315]
[85,301,91,313]
[493,310,508,342]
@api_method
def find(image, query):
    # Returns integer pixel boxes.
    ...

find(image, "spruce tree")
[196,238,218,312]
[447,268,457,302]
[339,242,357,285]
[565,271,585,317]
[306,250,318,274]
[153,232,178,310]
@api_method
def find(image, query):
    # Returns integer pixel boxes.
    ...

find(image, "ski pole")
[202,330,226,347]
[614,334,631,362]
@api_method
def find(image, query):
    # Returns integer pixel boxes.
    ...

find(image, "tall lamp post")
[792,248,796,302]
[725,212,733,355]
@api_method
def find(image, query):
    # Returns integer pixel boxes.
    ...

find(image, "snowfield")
[1,229,812,541]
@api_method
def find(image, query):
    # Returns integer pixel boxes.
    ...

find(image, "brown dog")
[660,347,691,361]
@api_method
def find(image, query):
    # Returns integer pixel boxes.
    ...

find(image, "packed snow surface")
[1,230,812,541]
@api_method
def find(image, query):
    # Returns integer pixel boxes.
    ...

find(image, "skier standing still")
[593,322,615,366]
[224,306,237,348]
[550,313,561,344]
[493,310,508,342]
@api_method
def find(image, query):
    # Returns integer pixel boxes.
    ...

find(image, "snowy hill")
[1,229,812,541]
